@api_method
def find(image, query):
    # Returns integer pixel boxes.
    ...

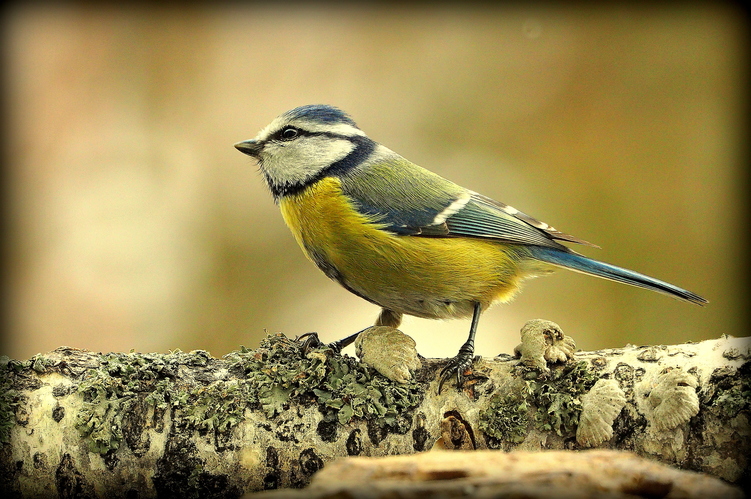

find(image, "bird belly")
[279,177,544,320]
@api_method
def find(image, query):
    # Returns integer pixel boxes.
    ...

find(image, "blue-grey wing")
[338,152,596,248]
[338,155,463,236]
[446,193,599,248]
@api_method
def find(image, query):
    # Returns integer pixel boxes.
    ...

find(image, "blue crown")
[284,104,358,128]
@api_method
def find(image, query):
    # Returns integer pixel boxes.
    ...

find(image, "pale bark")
[0,331,748,498]
[250,449,745,499]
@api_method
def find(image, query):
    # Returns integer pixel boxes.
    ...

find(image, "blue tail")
[527,246,707,305]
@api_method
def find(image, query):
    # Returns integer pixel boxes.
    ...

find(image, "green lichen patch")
[709,362,751,420]
[314,355,422,426]
[225,336,330,416]
[177,379,255,437]
[29,354,55,374]
[76,368,126,453]
[478,361,599,444]
[711,385,751,419]
[0,356,38,444]
[12,334,425,455]
[226,333,424,427]
[478,394,529,444]
[0,357,23,444]
[75,350,215,454]
[524,360,599,437]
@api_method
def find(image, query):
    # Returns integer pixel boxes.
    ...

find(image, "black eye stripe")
[275,126,300,141]
[271,128,354,142]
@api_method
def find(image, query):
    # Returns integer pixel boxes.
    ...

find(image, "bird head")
[235,104,371,199]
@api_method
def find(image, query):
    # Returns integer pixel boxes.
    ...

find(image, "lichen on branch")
[0,325,749,498]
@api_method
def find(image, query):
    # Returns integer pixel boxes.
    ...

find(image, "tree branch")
[1,322,749,498]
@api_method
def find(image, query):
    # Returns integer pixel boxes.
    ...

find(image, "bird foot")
[297,330,362,356]
[296,332,338,355]
[438,341,477,394]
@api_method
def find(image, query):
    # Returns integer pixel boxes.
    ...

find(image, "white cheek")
[261,137,354,185]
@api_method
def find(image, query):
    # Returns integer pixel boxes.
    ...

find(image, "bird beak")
[234,139,263,158]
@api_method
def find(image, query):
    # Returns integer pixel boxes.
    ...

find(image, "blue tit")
[235,104,707,390]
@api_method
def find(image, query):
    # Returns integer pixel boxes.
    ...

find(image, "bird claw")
[296,332,349,356]
[296,332,330,355]
[438,352,475,394]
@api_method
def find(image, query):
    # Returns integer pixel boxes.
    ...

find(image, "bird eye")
[280,127,299,140]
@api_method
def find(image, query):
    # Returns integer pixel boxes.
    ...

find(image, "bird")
[234,104,707,391]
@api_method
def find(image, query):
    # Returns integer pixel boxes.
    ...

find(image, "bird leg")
[376,308,403,328]
[439,302,481,393]
[298,308,402,355]
[297,329,361,354]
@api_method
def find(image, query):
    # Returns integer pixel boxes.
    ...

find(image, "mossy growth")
[75,350,216,454]
[225,333,425,426]
[478,393,529,443]
[524,360,599,437]
[0,357,23,444]
[709,362,751,420]
[479,361,599,444]
[0,355,44,444]
[71,334,424,454]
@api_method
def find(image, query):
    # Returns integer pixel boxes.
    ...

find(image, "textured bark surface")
[0,329,749,498]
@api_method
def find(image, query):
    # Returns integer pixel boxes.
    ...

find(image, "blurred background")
[1,4,748,361]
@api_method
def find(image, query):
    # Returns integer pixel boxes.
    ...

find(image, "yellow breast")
[279,177,543,320]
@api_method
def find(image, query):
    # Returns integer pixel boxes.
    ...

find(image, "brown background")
[2,4,747,361]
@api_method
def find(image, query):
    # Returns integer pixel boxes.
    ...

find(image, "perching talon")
[296,332,326,355]
[297,330,365,356]
[438,349,477,394]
